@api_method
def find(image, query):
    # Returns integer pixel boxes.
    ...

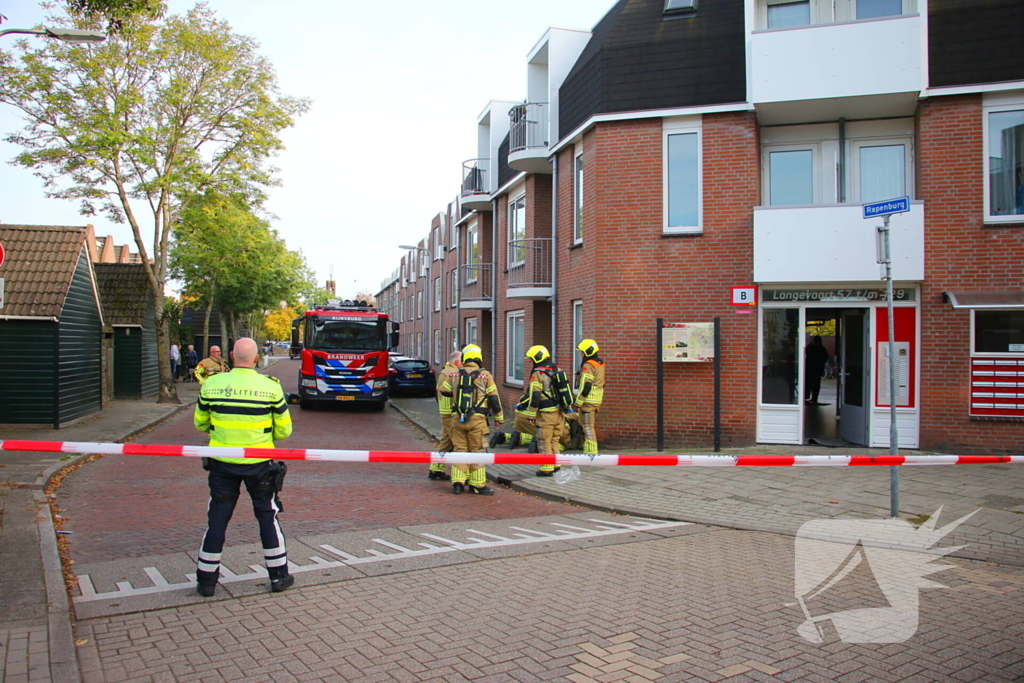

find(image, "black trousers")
[197,460,287,583]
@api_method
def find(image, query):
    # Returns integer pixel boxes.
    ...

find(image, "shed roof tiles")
[94,263,151,326]
[0,224,90,319]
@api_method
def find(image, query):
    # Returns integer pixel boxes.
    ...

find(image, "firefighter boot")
[428,464,450,480]
[489,431,506,449]
[467,466,494,495]
[510,432,523,449]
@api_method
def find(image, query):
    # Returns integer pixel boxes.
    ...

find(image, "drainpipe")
[551,154,558,361]
[455,210,461,349]
[491,198,498,371]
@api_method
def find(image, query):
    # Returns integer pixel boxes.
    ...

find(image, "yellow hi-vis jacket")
[575,358,606,407]
[436,362,460,415]
[194,368,293,464]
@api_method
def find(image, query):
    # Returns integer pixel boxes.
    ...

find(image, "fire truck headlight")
[301,379,317,388]
[373,379,388,389]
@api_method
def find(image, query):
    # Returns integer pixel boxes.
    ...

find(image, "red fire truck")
[291,300,399,410]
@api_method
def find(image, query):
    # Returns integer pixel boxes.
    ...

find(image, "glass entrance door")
[839,309,869,445]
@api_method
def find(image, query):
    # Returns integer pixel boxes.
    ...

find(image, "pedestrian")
[170,342,180,383]
[196,345,230,385]
[441,344,502,495]
[574,339,606,455]
[185,345,199,382]
[805,335,829,405]
[429,350,462,480]
[523,345,574,476]
[193,337,294,596]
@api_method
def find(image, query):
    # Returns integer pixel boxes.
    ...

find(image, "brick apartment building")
[378,0,1024,453]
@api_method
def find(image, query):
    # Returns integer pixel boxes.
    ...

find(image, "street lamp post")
[0,27,107,42]
[399,245,431,365]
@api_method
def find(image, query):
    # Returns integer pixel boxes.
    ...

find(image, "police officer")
[440,344,503,495]
[574,339,606,455]
[429,350,463,480]
[195,345,230,385]
[194,337,294,596]
[523,345,572,476]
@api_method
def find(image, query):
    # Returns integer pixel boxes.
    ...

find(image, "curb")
[32,396,197,683]
[389,401,442,442]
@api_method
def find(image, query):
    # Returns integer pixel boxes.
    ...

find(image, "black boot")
[467,484,494,496]
[509,432,522,449]
[270,574,295,593]
[452,482,464,495]
[428,469,450,480]
[488,431,505,448]
[535,467,561,477]
[196,582,217,597]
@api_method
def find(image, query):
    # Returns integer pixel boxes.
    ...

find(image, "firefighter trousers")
[579,404,600,454]
[536,410,564,472]
[197,460,287,585]
[450,414,489,486]
[430,413,456,473]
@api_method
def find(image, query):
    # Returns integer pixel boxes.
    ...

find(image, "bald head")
[233,338,259,367]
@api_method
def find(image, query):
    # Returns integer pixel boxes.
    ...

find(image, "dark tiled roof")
[559,0,747,140]
[94,263,152,326]
[0,224,89,318]
[929,0,1024,88]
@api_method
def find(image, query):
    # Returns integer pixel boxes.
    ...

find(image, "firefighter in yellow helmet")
[490,391,574,451]
[429,350,463,480]
[522,345,574,476]
[439,344,503,495]
[574,339,606,455]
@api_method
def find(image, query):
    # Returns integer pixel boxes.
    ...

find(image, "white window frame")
[417,332,422,359]
[762,142,822,206]
[434,276,441,312]
[506,310,525,385]
[399,299,405,323]
[433,227,441,261]
[971,309,1024,357]
[572,300,584,389]
[417,291,423,319]
[574,145,584,244]
[450,269,458,307]
[756,0,914,30]
[466,222,479,283]
[508,193,527,268]
[434,329,441,364]
[450,327,458,353]
[663,117,703,234]
[983,94,1024,224]
[449,211,458,249]
[849,136,914,204]
[465,317,477,347]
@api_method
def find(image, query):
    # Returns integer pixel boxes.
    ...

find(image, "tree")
[0,3,309,402]
[67,0,164,32]
[263,306,297,341]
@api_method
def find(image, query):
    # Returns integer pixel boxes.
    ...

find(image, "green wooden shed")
[94,263,159,399]
[0,225,104,428]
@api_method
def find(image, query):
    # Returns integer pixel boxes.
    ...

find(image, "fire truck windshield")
[310,319,387,352]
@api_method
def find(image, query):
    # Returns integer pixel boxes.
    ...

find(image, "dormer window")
[665,0,698,14]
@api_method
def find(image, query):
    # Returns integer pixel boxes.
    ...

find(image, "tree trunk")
[154,289,181,404]
[202,288,214,357]
[219,308,229,366]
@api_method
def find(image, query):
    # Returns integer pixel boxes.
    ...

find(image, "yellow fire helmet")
[461,344,483,364]
[577,338,599,357]
[525,345,551,364]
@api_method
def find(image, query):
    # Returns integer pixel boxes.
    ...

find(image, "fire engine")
[291,300,399,410]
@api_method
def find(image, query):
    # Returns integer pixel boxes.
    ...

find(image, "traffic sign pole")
[879,214,900,519]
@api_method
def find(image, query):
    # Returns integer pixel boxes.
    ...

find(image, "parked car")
[388,355,436,397]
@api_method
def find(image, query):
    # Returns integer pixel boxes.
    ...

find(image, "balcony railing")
[509,102,549,154]
[459,263,492,303]
[461,159,489,199]
[507,238,552,288]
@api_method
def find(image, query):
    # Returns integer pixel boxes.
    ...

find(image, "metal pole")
[714,317,721,452]
[882,214,900,518]
[657,318,664,452]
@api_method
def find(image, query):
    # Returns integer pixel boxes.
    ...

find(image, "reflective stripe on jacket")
[194,368,293,464]
[575,358,606,406]
[437,362,459,415]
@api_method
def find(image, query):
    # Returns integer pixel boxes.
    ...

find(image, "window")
[767,0,810,28]
[573,300,584,387]
[450,269,458,307]
[761,308,800,405]
[449,212,458,249]
[434,277,441,312]
[508,193,526,267]
[506,311,525,383]
[986,103,1024,221]
[856,0,901,19]
[399,299,405,323]
[467,223,479,266]
[574,150,584,243]
[450,327,457,352]
[974,311,1024,355]
[854,141,908,203]
[664,0,697,13]
[768,148,815,205]
[434,329,441,364]
[417,332,423,359]
[432,228,441,261]
[417,291,423,319]
[664,119,702,233]
[465,317,477,347]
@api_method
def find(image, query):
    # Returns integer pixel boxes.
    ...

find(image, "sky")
[0,0,616,299]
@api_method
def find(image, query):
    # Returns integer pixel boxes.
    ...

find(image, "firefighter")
[195,345,230,385]
[522,345,573,476]
[574,338,606,455]
[429,350,462,480]
[490,393,573,451]
[440,344,503,495]
[193,337,294,596]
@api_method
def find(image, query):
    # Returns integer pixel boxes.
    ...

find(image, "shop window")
[761,308,800,405]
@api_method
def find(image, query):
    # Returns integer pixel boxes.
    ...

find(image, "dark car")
[388,356,436,397]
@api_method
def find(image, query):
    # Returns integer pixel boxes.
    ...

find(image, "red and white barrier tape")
[1,440,1021,467]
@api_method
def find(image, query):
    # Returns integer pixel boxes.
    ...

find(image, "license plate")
[407,373,422,378]
[336,395,355,401]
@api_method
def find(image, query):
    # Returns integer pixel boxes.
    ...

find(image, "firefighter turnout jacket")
[575,356,606,407]
[523,362,571,418]
[195,356,231,385]
[194,368,293,464]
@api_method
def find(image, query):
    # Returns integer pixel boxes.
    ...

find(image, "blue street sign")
[863,196,910,219]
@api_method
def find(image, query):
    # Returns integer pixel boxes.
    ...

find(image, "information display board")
[661,322,715,363]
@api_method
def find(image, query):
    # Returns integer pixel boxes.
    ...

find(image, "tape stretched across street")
[0,441,1021,467]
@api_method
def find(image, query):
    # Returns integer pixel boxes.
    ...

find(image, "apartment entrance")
[801,309,869,446]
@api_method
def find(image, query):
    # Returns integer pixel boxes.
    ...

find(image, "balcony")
[460,159,491,211]
[750,15,922,123]
[459,263,492,309]
[506,238,552,299]
[753,202,924,283]
[508,102,552,174]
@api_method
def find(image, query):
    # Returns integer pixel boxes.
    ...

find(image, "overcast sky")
[0,0,615,298]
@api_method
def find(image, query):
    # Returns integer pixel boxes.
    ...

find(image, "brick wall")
[918,94,1024,453]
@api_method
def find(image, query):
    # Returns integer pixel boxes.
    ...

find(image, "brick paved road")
[55,360,570,564]
[74,527,1024,682]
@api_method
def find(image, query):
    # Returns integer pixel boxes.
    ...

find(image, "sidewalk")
[390,397,1024,567]
[0,382,202,683]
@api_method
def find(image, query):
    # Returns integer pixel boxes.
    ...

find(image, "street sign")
[863,196,910,219]
[0,241,5,269]
[731,286,757,306]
